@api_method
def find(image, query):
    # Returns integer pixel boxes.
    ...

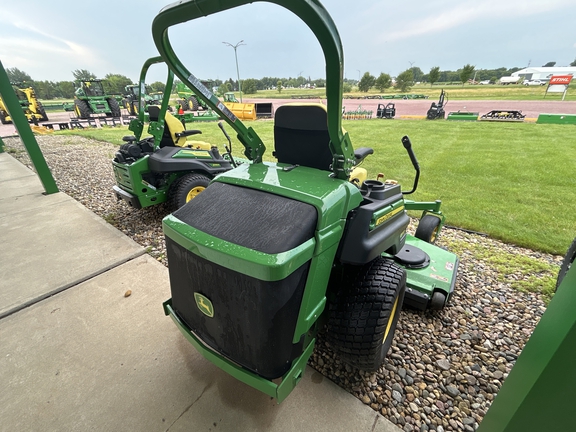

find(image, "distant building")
[511,67,576,83]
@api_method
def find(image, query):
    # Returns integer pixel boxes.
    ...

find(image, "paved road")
[246,98,576,119]
[2,99,575,136]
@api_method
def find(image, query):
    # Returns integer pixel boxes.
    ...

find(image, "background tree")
[428,66,440,86]
[312,78,326,88]
[6,67,32,84]
[242,78,257,94]
[342,82,352,93]
[410,66,424,82]
[72,69,97,81]
[277,80,282,93]
[358,72,376,92]
[459,64,475,86]
[375,73,392,92]
[217,82,232,96]
[34,81,59,99]
[570,59,576,67]
[149,81,166,93]
[395,69,414,92]
[542,61,556,67]
[103,73,132,95]
[57,81,76,98]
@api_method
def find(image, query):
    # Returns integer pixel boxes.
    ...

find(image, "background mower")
[426,89,447,120]
[111,57,240,210]
[154,0,458,402]
[376,102,396,119]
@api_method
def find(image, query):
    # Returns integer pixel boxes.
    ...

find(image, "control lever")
[218,121,237,167]
[401,135,420,195]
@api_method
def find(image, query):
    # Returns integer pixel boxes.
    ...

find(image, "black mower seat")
[273,103,333,171]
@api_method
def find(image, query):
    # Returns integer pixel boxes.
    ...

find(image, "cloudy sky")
[1,0,575,84]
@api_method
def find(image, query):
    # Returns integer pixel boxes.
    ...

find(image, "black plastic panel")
[166,238,308,379]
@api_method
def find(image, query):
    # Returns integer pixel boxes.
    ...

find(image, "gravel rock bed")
[4,135,561,431]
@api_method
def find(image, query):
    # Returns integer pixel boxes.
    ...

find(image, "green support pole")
[0,60,58,194]
[477,264,576,431]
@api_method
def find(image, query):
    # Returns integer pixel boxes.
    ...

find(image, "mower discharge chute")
[153,0,458,402]
[111,57,241,210]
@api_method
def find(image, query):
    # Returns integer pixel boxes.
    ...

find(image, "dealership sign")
[546,75,573,99]
[549,75,573,85]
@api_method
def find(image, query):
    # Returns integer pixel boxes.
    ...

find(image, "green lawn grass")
[57,118,576,255]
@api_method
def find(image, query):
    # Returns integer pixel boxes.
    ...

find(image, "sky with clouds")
[1,0,575,84]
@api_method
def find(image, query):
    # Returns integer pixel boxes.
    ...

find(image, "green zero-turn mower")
[111,57,241,210]
[154,0,459,402]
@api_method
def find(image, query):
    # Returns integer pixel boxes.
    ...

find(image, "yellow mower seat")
[148,105,204,148]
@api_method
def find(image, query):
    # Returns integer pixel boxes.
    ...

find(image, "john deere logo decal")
[194,293,214,318]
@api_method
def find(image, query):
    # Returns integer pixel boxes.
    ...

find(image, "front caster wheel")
[415,214,441,244]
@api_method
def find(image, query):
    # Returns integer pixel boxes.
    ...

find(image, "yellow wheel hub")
[185,186,205,202]
[430,228,439,243]
[383,296,400,344]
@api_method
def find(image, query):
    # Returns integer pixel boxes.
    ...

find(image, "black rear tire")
[36,102,49,121]
[188,96,199,111]
[0,110,9,124]
[107,98,122,118]
[556,237,576,291]
[415,214,441,244]
[74,99,91,119]
[326,258,406,371]
[169,173,211,210]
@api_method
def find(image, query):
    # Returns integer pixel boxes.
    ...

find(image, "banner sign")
[546,75,573,99]
[549,75,573,85]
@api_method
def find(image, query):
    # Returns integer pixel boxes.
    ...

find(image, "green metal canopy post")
[0,60,58,194]
[476,264,576,431]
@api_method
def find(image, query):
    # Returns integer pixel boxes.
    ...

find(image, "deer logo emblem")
[194,293,214,318]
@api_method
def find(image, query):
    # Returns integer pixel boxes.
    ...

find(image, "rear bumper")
[112,185,142,209]
[163,298,312,403]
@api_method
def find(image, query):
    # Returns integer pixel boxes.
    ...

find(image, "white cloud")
[372,0,575,43]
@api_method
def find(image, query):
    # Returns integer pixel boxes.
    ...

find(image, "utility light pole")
[222,40,246,102]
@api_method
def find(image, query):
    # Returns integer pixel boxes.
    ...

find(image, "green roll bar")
[152,0,355,180]
[128,56,175,149]
[0,60,58,194]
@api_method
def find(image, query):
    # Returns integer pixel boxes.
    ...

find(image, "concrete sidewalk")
[0,152,401,432]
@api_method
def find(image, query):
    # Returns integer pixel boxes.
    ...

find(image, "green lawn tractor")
[122,84,151,116]
[73,79,122,119]
[112,57,240,210]
[176,81,212,111]
[153,0,458,402]
[122,84,171,116]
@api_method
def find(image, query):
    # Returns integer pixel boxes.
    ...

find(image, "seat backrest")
[273,104,333,171]
[148,105,186,147]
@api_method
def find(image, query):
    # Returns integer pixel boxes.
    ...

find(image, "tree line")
[357,65,527,93]
[5,60,576,99]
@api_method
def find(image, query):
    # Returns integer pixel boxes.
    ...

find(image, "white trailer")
[499,76,522,85]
